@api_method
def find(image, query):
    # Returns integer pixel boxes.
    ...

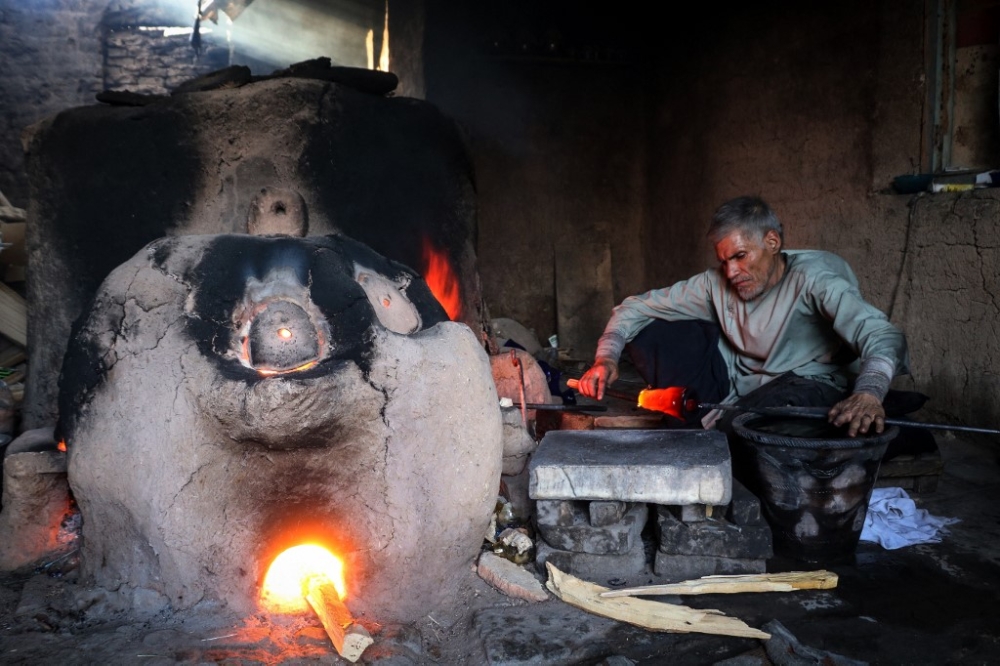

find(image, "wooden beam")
[599,570,839,598]
[545,562,770,640]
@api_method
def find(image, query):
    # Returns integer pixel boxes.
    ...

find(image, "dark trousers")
[624,320,934,459]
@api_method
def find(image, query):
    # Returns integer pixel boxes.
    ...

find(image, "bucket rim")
[731,411,898,450]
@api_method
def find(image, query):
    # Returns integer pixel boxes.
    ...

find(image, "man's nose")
[724,262,740,279]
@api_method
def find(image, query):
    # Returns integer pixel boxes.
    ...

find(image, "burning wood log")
[545,562,770,639]
[304,575,373,663]
[598,570,839,598]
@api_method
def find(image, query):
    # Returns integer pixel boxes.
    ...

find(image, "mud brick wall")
[0,0,106,205]
[889,190,1000,429]
[0,0,227,204]
[103,26,229,95]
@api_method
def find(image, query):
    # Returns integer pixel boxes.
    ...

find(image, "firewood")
[0,221,26,264]
[0,206,25,223]
[544,562,770,639]
[599,570,839,598]
[0,345,26,368]
[305,575,373,662]
[0,283,26,346]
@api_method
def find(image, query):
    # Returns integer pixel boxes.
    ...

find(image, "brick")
[653,552,766,580]
[477,552,549,602]
[589,500,630,527]
[529,429,732,505]
[667,504,727,523]
[535,537,648,582]
[535,502,647,555]
[656,505,772,559]
[535,499,579,527]
[727,478,764,526]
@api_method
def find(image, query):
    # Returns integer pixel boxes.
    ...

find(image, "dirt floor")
[2,429,1000,665]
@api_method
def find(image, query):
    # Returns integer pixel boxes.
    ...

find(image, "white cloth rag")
[860,487,960,550]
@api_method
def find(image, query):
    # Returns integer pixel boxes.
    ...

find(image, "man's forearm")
[594,331,627,364]
[853,357,894,402]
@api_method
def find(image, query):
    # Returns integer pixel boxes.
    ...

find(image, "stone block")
[589,500,630,527]
[656,506,772,559]
[535,499,578,527]
[727,478,764,526]
[535,502,647,555]
[667,504,723,523]
[528,429,731,505]
[535,538,647,582]
[653,552,766,580]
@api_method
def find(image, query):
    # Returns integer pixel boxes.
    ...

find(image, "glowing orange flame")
[277,327,293,339]
[57,440,67,452]
[637,386,689,419]
[421,236,462,321]
[260,544,347,614]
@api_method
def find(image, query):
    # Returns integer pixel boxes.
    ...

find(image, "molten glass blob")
[637,386,688,419]
[260,544,347,614]
[421,236,462,321]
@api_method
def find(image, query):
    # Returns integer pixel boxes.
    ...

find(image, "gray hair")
[707,196,783,245]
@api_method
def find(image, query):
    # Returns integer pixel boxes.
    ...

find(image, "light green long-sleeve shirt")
[595,250,909,401]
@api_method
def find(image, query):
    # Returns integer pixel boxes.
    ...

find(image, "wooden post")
[304,575,373,663]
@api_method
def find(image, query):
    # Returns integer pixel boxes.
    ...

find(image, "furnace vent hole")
[353,265,421,335]
[230,267,332,375]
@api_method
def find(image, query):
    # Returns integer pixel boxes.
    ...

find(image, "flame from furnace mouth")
[421,236,462,321]
[260,544,347,614]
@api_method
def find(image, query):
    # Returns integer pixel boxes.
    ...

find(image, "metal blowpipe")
[567,379,1000,435]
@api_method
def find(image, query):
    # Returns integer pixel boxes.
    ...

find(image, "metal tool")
[512,403,608,412]
[565,378,641,403]
[569,379,1000,435]
[642,385,1000,436]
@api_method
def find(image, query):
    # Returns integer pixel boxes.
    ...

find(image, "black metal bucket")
[731,412,898,564]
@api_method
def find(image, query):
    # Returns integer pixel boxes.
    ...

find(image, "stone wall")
[0,0,230,204]
[103,26,229,95]
[0,0,106,205]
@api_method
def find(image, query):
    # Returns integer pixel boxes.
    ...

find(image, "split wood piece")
[0,283,26,346]
[545,562,770,640]
[0,345,26,368]
[0,221,26,264]
[599,570,839,598]
[305,575,373,663]
[0,206,25,223]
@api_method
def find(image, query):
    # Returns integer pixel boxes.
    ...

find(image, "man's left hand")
[828,393,886,437]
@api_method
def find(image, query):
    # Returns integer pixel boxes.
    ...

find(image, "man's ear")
[763,229,782,254]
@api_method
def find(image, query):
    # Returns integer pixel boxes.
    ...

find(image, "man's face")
[714,229,783,301]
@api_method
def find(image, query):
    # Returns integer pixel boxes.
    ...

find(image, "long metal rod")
[700,403,1000,436]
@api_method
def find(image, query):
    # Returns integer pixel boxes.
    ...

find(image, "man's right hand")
[577,359,619,400]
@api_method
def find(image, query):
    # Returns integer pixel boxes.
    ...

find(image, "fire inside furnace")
[421,236,462,321]
[260,544,346,614]
[277,327,293,340]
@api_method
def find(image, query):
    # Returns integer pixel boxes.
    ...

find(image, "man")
[577,196,909,437]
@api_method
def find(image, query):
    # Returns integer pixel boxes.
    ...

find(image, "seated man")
[577,195,909,437]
